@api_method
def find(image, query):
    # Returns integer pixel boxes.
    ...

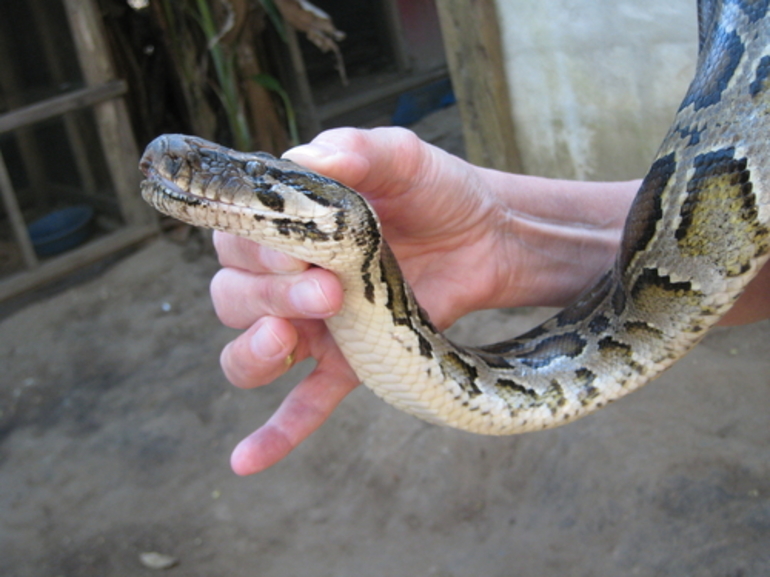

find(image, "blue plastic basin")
[27,205,94,257]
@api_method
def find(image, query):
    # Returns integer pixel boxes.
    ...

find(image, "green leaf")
[251,73,299,146]
[258,0,287,42]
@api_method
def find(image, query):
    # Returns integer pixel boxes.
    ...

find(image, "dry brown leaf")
[275,0,348,83]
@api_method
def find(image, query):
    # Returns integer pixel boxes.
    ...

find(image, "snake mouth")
[140,174,283,233]
[140,135,203,208]
[140,173,202,207]
[140,135,210,205]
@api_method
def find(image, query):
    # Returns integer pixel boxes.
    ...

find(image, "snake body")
[141,0,770,435]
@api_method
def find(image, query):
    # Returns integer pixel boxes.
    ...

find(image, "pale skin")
[211,126,770,476]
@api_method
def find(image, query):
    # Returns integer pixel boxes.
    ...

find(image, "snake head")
[140,134,381,268]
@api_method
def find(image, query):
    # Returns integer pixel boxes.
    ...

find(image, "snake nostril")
[138,155,152,176]
[139,141,162,176]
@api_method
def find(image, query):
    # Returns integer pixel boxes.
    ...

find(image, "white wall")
[498,0,698,180]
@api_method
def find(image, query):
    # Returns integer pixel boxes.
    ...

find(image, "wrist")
[480,169,639,309]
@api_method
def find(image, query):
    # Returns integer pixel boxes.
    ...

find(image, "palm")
[290,128,503,329]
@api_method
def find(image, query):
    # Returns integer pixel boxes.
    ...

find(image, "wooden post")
[381,0,411,73]
[0,152,37,269]
[284,26,322,141]
[31,0,99,198]
[61,0,153,227]
[435,0,522,173]
[0,30,49,208]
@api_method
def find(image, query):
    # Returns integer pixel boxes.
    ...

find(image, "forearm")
[478,166,640,308]
[478,166,770,324]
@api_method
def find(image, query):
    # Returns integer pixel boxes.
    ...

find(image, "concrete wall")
[497,0,698,181]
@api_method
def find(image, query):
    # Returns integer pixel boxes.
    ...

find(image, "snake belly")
[140,0,770,435]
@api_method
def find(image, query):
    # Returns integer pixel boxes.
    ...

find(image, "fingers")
[283,126,431,198]
[220,316,301,388]
[213,231,307,274]
[230,336,360,475]
[212,127,452,475]
[283,127,479,244]
[210,266,341,329]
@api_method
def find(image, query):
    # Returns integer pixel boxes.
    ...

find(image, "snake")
[140,0,770,435]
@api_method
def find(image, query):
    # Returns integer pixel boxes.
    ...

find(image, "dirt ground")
[2,108,769,576]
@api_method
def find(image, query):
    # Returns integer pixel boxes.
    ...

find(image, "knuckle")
[209,268,229,301]
[220,336,289,389]
[210,269,255,328]
[252,275,290,317]
[209,271,234,320]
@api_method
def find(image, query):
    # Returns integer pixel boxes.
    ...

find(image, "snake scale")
[141,0,770,435]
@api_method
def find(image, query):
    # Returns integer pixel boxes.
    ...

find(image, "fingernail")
[250,322,287,360]
[283,142,337,161]
[289,279,333,317]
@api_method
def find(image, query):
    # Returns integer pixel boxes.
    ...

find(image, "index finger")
[229,329,361,475]
[213,231,308,274]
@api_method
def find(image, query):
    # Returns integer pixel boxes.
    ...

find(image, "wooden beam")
[0,81,127,134]
[0,225,157,302]
[317,67,448,122]
[435,0,522,172]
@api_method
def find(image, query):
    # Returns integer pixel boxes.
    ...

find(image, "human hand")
[211,126,639,475]
[212,127,513,475]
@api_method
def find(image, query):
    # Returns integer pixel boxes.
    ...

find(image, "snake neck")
[327,240,439,354]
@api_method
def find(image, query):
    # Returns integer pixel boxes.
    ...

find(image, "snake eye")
[244,161,266,177]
